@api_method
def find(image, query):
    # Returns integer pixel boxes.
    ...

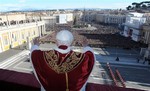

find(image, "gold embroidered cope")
[43,50,85,74]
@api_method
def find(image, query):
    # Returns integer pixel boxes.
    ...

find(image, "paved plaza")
[0,43,150,91]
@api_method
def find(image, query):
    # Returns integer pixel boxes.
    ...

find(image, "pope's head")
[56,30,74,47]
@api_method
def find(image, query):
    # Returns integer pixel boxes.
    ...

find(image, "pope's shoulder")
[84,51,94,58]
[31,50,54,55]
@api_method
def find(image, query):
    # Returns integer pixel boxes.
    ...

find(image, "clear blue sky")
[0,0,146,11]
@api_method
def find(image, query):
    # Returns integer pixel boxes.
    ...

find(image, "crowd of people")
[43,23,147,49]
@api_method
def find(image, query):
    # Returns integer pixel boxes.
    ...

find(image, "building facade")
[95,14,126,24]
[0,14,45,53]
[54,13,73,24]
[0,14,27,26]
[141,25,150,44]
[41,16,56,31]
[83,13,96,22]
[123,12,146,42]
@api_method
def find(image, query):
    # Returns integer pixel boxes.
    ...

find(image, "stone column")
[38,26,41,37]
[0,36,3,53]
[26,37,31,50]
[17,21,19,25]
[148,44,150,50]
[43,25,46,35]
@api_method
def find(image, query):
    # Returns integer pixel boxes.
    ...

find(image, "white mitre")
[56,30,74,46]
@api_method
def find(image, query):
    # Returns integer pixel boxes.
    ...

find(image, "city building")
[54,13,73,24]
[142,24,150,44]
[141,13,150,44]
[73,11,83,24]
[95,14,126,24]
[0,14,45,53]
[123,12,146,42]
[41,16,56,31]
[0,13,26,26]
[83,13,96,22]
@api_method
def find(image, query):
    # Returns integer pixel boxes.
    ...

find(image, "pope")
[30,30,95,91]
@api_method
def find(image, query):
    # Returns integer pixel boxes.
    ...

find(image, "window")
[142,32,145,37]
[4,36,8,45]
[28,32,30,36]
[14,34,17,42]
[12,34,14,39]
[12,33,17,42]
[22,33,25,39]
[34,31,36,35]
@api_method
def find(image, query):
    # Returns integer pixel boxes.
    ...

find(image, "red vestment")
[31,49,94,91]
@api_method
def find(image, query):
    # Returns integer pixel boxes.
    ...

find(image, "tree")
[74,9,80,11]
[126,1,150,11]
[126,5,132,10]
[142,1,150,3]
[73,16,77,25]
[132,2,141,9]
[148,4,150,8]
[141,4,147,9]
[132,2,138,7]
[135,3,141,9]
